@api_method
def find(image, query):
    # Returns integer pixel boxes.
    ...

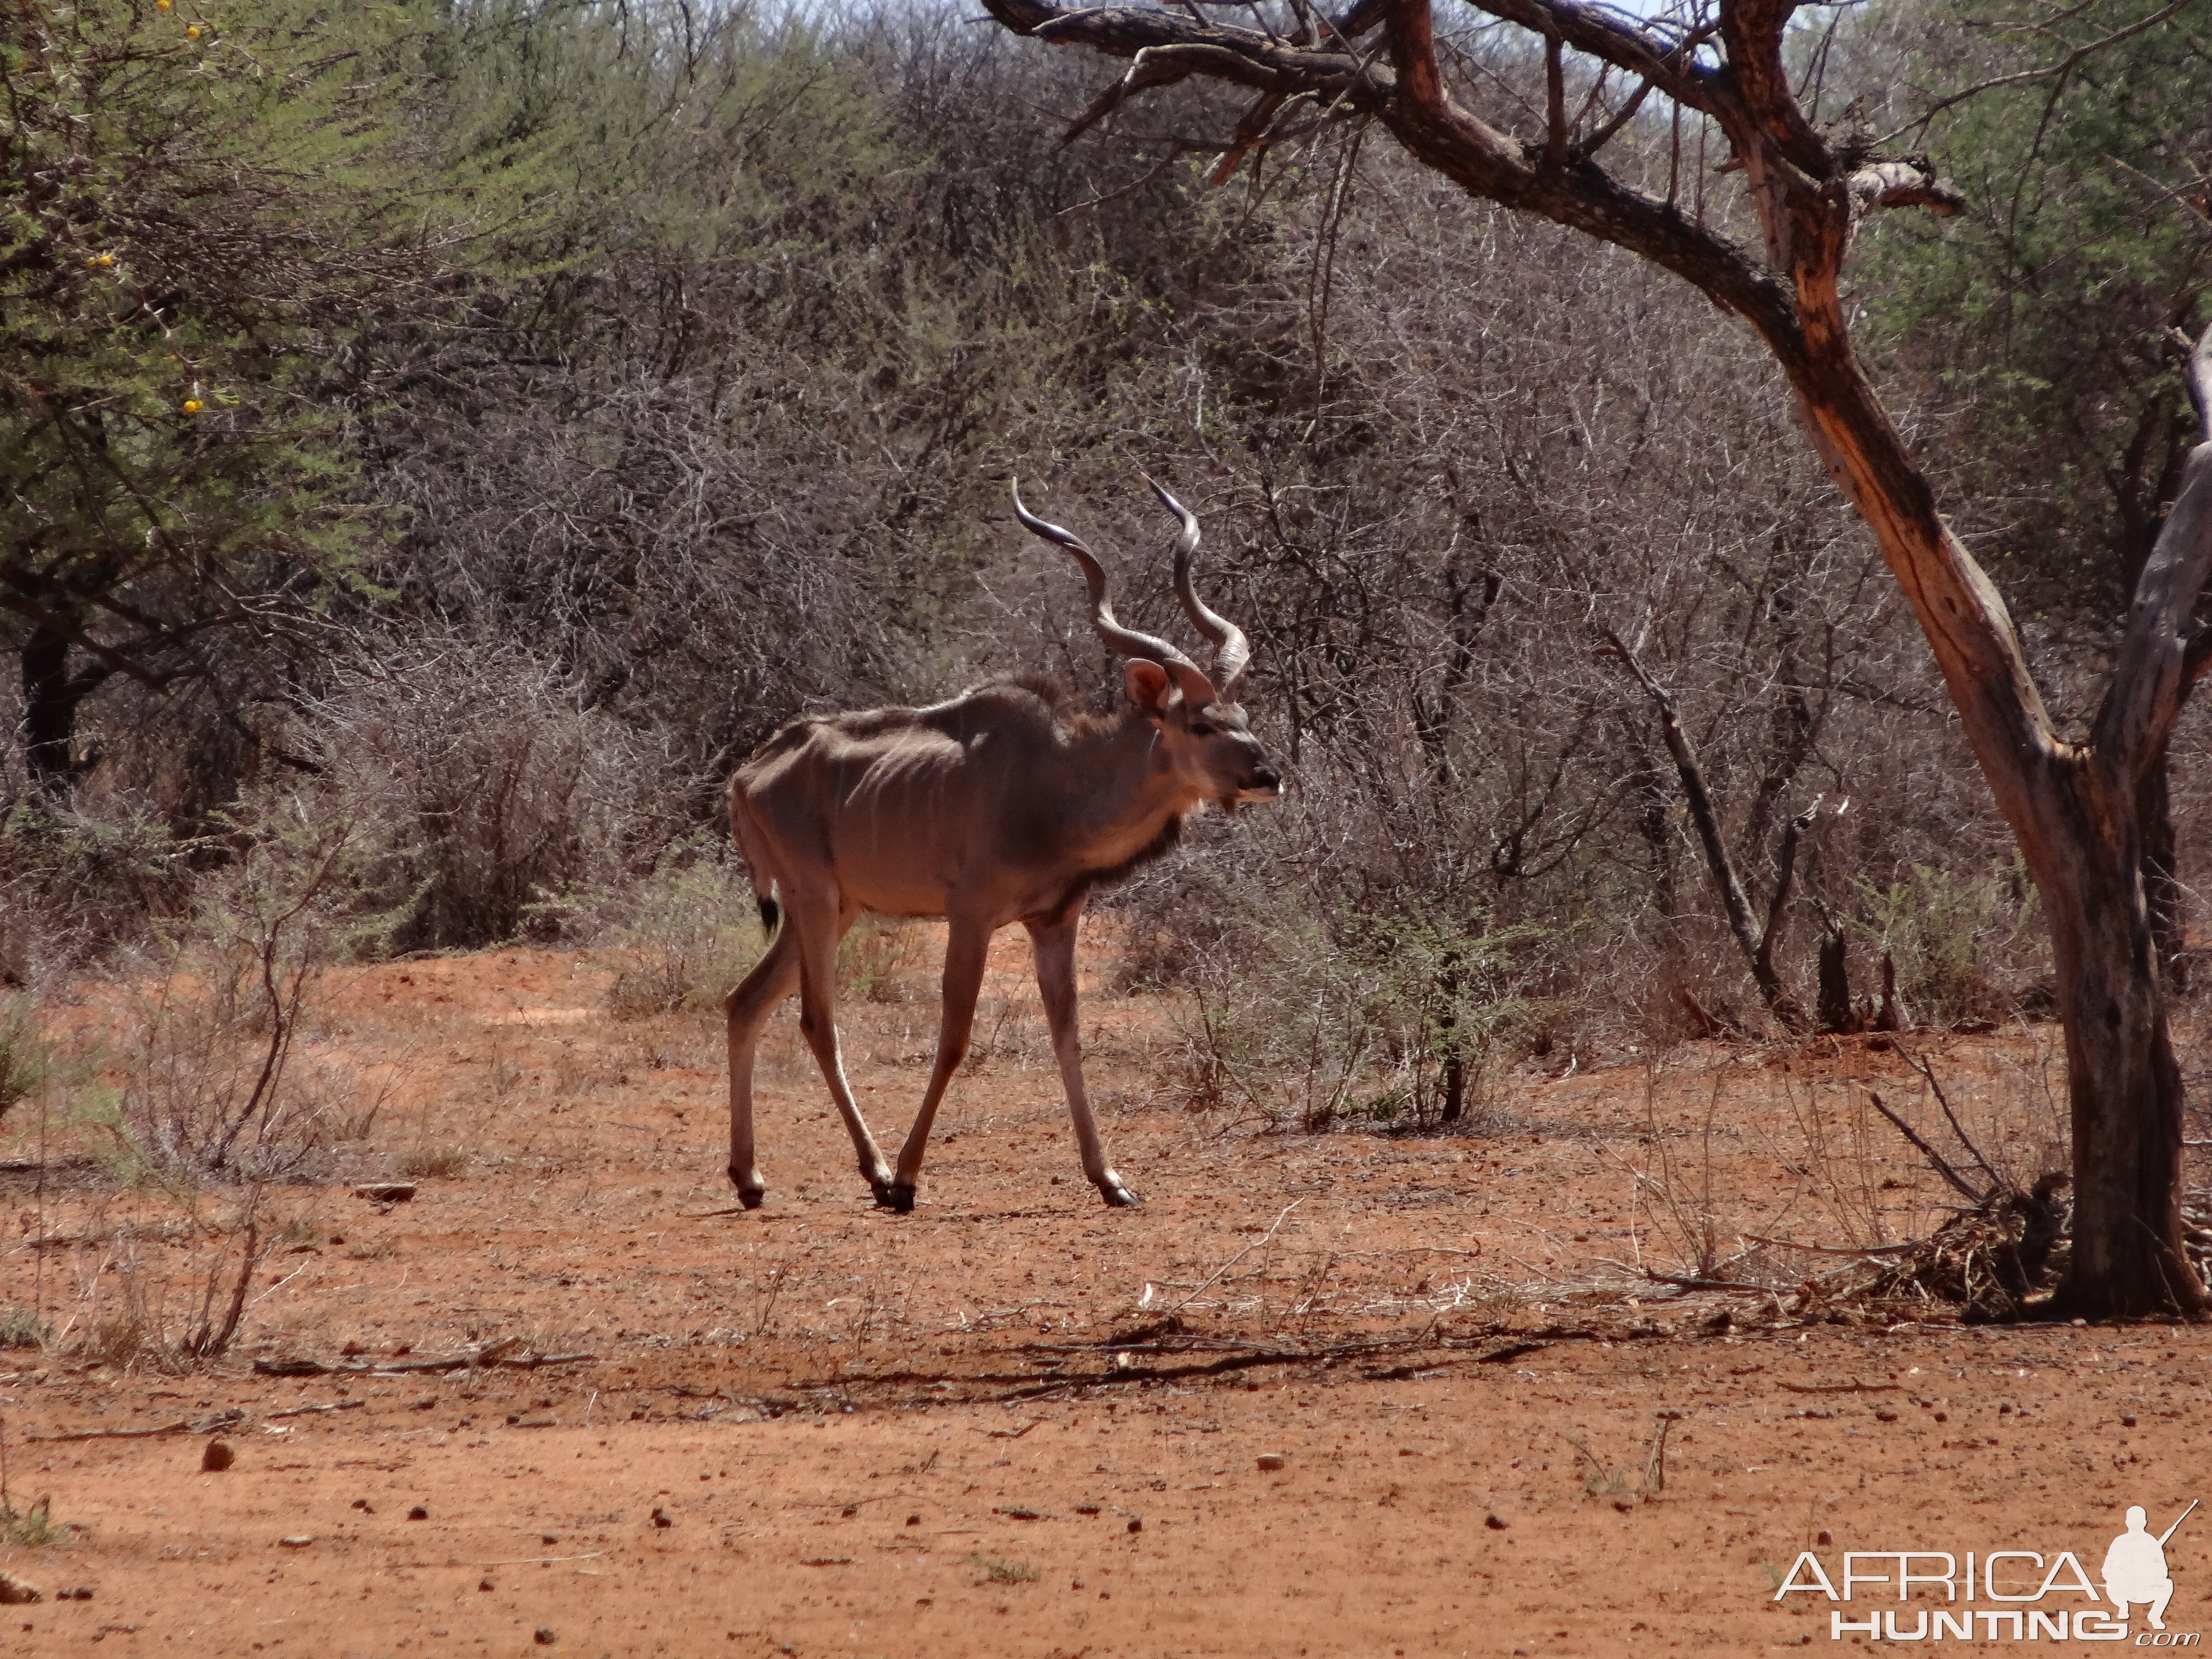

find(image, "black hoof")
[872,1181,917,1213]
[730,1167,766,1209]
[1099,1181,1141,1209]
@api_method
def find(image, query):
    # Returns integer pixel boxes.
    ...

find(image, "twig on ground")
[1742,1233,1918,1257]
[1778,1380,1901,1394]
[1172,1199,1302,1313]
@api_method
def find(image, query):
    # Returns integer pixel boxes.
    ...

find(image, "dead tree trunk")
[1600,628,1815,1031]
[1816,919,1856,1036]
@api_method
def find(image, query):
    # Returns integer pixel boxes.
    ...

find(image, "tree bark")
[2033,761,2195,1313]
[1816,919,1856,1036]
[21,623,80,792]
[2138,757,2187,992]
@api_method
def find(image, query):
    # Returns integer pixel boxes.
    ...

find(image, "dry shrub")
[590,834,767,1018]
[37,1195,284,1369]
[94,781,403,1183]
[0,1307,45,1349]
[0,794,190,986]
[304,642,657,952]
[0,990,47,1130]
[1623,1048,2080,1318]
[839,917,926,1005]
[395,1145,471,1180]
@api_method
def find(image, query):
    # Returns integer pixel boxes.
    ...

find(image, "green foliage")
[1180,892,1540,1133]
[1856,856,2043,1028]
[1853,0,2211,611]
[1,1490,65,1547]
[0,0,441,718]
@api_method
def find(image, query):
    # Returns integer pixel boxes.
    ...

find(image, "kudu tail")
[726,779,783,939]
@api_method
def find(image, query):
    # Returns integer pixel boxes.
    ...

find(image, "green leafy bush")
[1856,856,2043,1028]
[1178,891,1540,1133]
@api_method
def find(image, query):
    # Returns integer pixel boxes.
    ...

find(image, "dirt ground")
[3,928,2209,1657]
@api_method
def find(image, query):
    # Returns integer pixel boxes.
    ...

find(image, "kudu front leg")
[724,923,801,1208]
[789,900,900,1206]
[1027,912,1138,1207]
[888,918,991,1213]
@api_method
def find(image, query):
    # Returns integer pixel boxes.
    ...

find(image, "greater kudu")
[723,477,1278,1211]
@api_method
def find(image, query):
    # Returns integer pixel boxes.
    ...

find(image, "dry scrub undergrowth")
[1620,1041,2087,1322]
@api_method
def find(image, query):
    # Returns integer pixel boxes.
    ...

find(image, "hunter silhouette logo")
[1773,1498,2199,1643]
[2107,1503,2197,1631]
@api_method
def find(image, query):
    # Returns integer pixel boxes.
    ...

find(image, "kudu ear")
[1123,660,1175,715]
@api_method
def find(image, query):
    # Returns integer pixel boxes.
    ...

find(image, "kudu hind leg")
[788,900,899,1205]
[1027,913,1138,1207]
[725,924,802,1208]
[888,917,991,1212]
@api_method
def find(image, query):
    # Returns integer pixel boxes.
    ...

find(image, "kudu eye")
[1189,720,1217,738]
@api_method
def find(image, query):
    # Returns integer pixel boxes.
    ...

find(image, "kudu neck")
[1055,713,1196,850]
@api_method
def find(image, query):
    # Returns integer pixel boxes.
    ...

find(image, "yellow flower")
[97,253,115,267]
[156,0,170,8]
[185,23,200,37]
[183,398,204,414]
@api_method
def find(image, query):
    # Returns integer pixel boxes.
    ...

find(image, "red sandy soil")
[2,928,2208,1657]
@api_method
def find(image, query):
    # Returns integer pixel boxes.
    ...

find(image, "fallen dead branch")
[28,1408,244,1443]
[255,1344,596,1378]
[784,1326,1638,1410]
[1790,1175,2073,1323]
[1777,1380,1901,1395]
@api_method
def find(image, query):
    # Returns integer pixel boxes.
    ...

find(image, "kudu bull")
[723,478,1279,1211]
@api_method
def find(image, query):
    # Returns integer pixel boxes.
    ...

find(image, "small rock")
[1256,1453,1287,1472]
[905,1514,921,1527]
[534,1627,557,1645]
[277,1536,314,1550]
[0,1572,42,1605]
[69,1588,93,1601]
[1874,1407,1899,1423]
[202,1440,235,1472]
[1818,1529,1833,1545]
[350,1500,374,1513]
[408,1505,429,1521]
[1126,1518,1141,1535]
[478,1579,495,1593]
[1484,1513,1509,1530]
[651,1506,673,1528]
[540,1534,557,1546]
[352,1182,417,1203]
